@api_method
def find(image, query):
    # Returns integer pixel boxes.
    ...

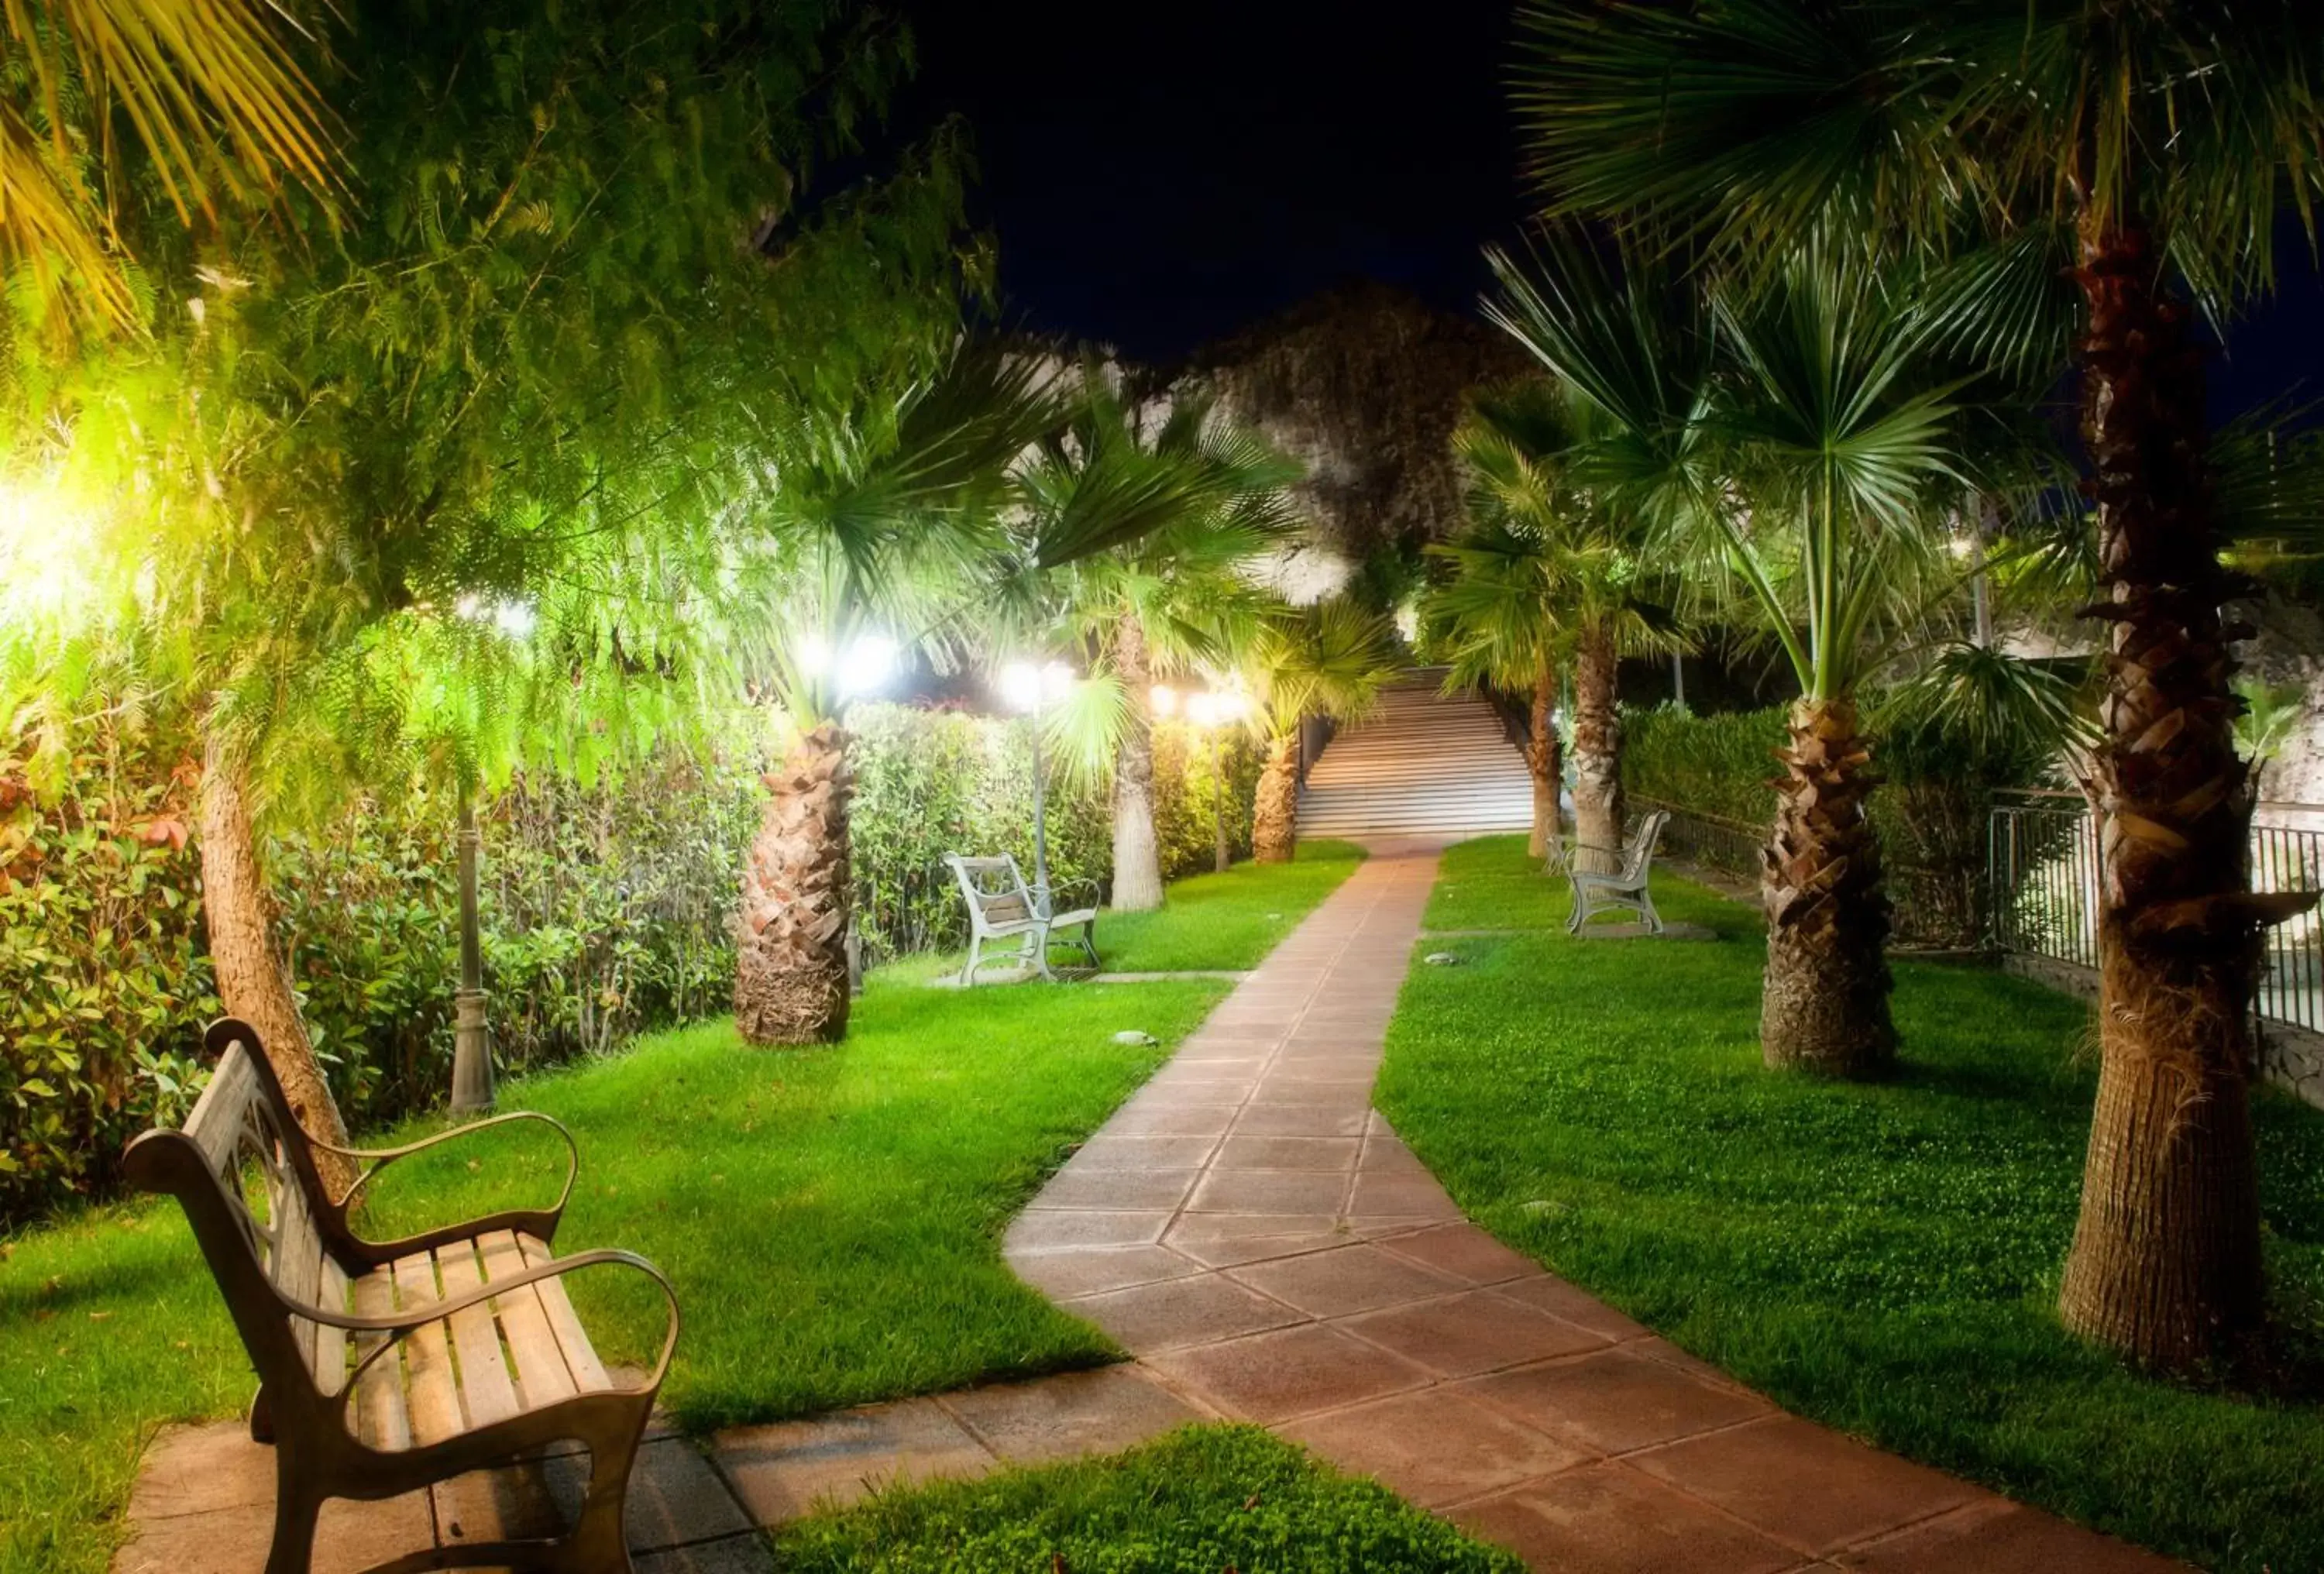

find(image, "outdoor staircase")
[1297,672,1535,840]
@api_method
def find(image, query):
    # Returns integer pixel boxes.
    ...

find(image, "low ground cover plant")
[771,1425,1524,1572]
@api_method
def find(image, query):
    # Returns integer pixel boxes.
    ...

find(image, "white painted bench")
[944,854,1099,984]
[1567,809,1671,935]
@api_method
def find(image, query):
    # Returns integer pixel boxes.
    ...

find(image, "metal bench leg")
[1073,919,1100,971]
[963,933,985,987]
[263,1462,319,1574]
[1638,886,1664,935]
[1030,923,1058,982]
[568,1418,645,1574]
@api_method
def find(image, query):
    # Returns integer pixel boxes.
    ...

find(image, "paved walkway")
[117,840,2182,1573]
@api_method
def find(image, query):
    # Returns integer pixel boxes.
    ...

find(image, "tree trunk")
[1760,696,1895,1077]
[1570,625,1624,873]
[2055,220,2308,1372]
[197,737,356,1197]
[1253,732,1299,864]
[1526,660,1563,861]
[1109,612,1165,911]
[734,721,854,1046]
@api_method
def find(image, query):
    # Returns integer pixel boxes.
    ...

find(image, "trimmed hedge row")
[2,699,1253,1225]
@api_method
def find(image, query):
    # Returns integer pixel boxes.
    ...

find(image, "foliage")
[0,700,212,1221]
[0,699,753,1224]
[1390,838,2324,1574]
[772,1424,1525,1572]
[1621,696,2062,945]
[0,854,1349,1572]
[0,0,335,333]
[848,701,1263,959]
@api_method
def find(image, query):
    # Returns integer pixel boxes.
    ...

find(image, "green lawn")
[0,850,1359,1574]
[770,1425,1521,1572]
[1381,834,2324,1574]
[1093,840,1364,973]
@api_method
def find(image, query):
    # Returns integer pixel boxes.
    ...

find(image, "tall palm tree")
[1029,370,1299,911]
[1513,0,2324,1372]
[1429,379,1685,870]
[1491,236,1970,1077]
[730,346,1055,1045]
[1246,600,1397,863]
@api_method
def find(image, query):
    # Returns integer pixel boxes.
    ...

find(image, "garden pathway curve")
[115,840,2186,1573]
[992,838,2182,1573]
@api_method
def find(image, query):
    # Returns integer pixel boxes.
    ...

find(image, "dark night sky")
[893,0,2320,416]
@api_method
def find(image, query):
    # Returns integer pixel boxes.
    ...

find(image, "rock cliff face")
[1170,282,1533,602]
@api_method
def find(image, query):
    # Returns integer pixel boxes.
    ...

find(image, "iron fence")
[1988,790,2324,1035]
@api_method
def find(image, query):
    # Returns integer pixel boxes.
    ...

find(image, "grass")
[1381,834,2324,1574]
[769,1424,1523,1572]
[0,848,1359,1574]
[1092,840,1364,973]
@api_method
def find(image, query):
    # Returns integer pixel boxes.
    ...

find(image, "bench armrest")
[328,1249,683,1393]
[316,1111,580,1249]
[1036,878,1101,922]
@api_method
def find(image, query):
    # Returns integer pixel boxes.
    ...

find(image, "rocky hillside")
[1170,282,1533,601]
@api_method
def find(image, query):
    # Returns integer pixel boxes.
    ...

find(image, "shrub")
[1621,699,2051,947]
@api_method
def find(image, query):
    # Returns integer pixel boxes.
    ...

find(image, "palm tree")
[1246,600,1397,863]
[729,346,1054,1045]
[1428,379,1685,870]
[1491,236,1971,1077]
[1028,369,1299,911]
[1512,0,2324,1372]
[2,0,336,332]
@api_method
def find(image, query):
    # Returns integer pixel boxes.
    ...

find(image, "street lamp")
[447,595,537,1116]
[1002,659,1075,903]
[1184,689,1252,873]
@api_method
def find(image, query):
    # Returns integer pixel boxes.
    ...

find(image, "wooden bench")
[944,853,1099,984]
[125,1018,679,1574]
[1566,809,1671,935]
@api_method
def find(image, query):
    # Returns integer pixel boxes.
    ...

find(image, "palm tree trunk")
[1526,660,1563,861]
[1760,696,1894,1077]
[734,720,854,1046]
[2055,219,2310,1372]
[1109,611,1165,911]
[196,736,356,1197]
[1253,732,1299,864]
[1570,625,1624,874]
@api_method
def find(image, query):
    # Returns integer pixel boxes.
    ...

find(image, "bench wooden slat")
[391,1250,464,1446]
[436,1238,521,1431]
[350,1267,411,1451]
[184,1047,259,1178]
[315,1257,349,1397]
[519,1233,614,1393]
[277,1189,322,1380]
[479,1231,577,1411]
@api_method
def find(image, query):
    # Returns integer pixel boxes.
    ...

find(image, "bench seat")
[344,1230,617,1452]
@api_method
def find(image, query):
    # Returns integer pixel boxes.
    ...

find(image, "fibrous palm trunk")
[2056,220,2313,1372]
[1760,696,1894,1077]
[1570,625,1623,873]
[734,721,854,1046]
[1109,611,1165,911]
[1526,660,1563,861]
[1253,732,1299,864]
[197,736,356,1197]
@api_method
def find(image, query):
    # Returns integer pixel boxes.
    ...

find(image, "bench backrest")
[1621,810,1671,883]
[946,854,1037,929]
[122,1019,349,1405]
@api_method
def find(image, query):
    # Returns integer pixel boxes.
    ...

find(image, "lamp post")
[1185,689,1251,873]
[1002,660,1075,905]
[449,774,493,1114]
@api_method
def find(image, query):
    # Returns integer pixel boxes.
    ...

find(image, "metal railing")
[1989,790,2324,1035]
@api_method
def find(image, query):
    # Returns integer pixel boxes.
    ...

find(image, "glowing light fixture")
[836,633,897,698]
[1150,684,1178,717]
[1002,660,1074,713]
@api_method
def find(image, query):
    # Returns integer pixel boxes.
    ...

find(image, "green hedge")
[1621,702,2043,948]
[3,699,1253,1225]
